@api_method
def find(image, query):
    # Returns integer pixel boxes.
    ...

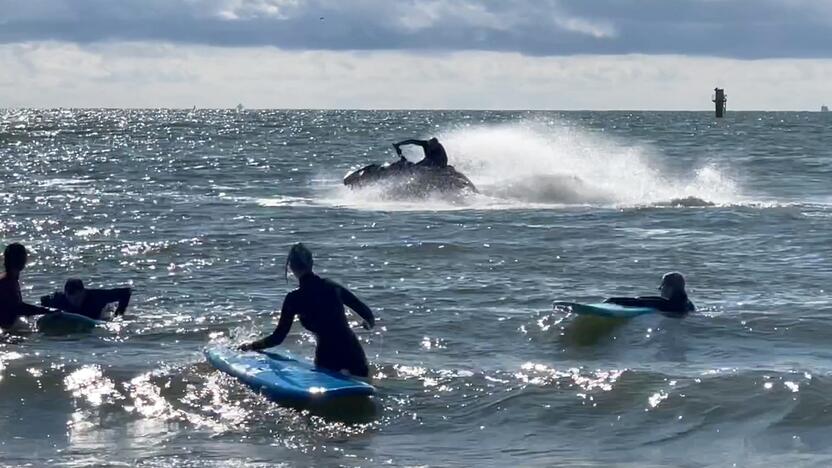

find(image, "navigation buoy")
[712,88,727,118]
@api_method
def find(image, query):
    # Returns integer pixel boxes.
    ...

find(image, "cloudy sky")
[2,0,831,109]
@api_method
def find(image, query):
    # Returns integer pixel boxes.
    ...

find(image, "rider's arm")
[0,281,52,318]
[604,296,665,308]
[1,301,52,329]
[337,284,374,328]
[246,296,296,350]
[99,288,132,316]
[40,292,67,310]
[605,296,687,315]
[17,301,54,317]
[394,139,429,149]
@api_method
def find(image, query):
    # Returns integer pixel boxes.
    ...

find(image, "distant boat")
[822,105,830,113]
[236,104,244,112]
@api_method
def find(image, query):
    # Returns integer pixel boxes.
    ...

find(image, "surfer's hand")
[238,342,254,351]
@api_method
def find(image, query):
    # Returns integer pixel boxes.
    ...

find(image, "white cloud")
[214,0,300,20]
[396,0,508,32]
[1,42,831,110]
[554,16,616,39]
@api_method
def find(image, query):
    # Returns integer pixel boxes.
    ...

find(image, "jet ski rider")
[393,137,448,168]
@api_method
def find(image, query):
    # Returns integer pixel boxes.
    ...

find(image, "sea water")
[1,109,831,466]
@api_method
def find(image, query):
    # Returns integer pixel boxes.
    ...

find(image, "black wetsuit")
[0,273,52,330]
[251,273,374,377]
[605,293,695,316]
[40,288,131,320]
[396,139,448,168]
[419,140,448,168]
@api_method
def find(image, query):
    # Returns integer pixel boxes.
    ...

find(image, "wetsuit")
[0,273,53,330]
[250,273,374,377]
[605,293,695,316]
[420,140,448,168]
[40,288,131,320]
[396,139,448,168]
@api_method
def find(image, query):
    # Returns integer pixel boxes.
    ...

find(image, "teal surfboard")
[554,302,658,318]
[205,346,375,402]
[36,312,104,334]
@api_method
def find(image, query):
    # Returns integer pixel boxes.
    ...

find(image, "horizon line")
[2,107,830,113]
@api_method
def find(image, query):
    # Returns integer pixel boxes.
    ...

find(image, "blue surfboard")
[36,312,104,334]
[554,302,658,318]
[204,346,375,402]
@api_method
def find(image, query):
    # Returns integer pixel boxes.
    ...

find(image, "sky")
[1,0,831,110]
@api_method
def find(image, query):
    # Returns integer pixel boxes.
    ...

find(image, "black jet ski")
[343,157,478,197]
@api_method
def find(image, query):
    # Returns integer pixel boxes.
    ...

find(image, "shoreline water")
[2,109,831,466]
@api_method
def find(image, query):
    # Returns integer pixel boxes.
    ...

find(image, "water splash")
[443,121,741,207]
[322,120,743,210]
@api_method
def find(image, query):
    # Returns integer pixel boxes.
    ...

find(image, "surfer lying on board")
[393,137,448,168]
[40,279,132,320]
[0,243,55,331]
[604,272,695,316]
[239,243,375,378]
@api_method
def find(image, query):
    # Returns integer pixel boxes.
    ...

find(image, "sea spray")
[442,120,741,207]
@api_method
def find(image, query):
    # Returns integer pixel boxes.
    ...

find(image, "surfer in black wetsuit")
[239,243,375,378]
[0,243,54,331]
[40,279,132,320]
[393,137,448,168]
[605,272,695,317]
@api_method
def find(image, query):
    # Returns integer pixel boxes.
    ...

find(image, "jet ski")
[343,157,478,197]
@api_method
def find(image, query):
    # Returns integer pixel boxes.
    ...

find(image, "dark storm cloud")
[0,0,830,58]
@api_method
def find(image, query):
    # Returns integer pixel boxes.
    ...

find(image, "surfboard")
[36,312,104,334]
[553,302,658,318]
[204,346,375,402]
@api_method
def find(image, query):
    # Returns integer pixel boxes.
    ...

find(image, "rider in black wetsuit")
[0,243,54,331]
[40,279,132,320]
[393,137,448,168]
[239,243,375,377]
[605,272,695,316]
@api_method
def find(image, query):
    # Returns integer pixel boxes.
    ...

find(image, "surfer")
[393,137,448,168]
[604,272,695,316]
[239,243,375,378]
[40,279,132,320]
[0,243,55,331]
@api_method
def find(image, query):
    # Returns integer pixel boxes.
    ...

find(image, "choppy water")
[1,109,832,467]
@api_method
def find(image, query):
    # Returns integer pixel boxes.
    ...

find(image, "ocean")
[1,109,831,467]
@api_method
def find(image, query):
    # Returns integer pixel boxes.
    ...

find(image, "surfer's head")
[285,243,314,281]
[3,243,28,274]
[64,278,87,308]
[659,272,686,299]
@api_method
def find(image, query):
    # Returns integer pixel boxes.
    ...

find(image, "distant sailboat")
[822,105,830,113]
[236,103,244,112]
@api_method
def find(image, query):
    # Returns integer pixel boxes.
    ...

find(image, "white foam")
[254,195,316,207]
[444,121,742,207]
